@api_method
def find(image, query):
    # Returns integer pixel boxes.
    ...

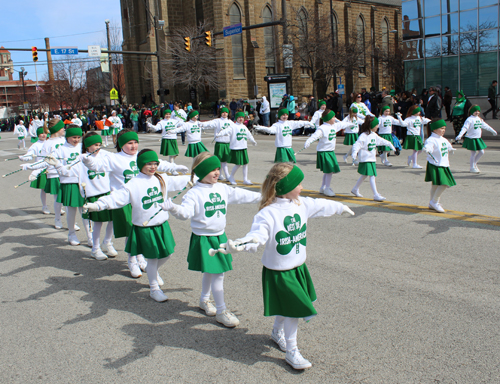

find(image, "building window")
[356,15,366,74]
[229,3,244,78]
[262,6,275,74]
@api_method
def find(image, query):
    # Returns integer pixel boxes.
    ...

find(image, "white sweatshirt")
[29,136,66,179]
[168,181,261,236]
[242,196,344,270]
[202,117,234,144]
[14,124,27,138]
[259,120,313,148]
[457,116,497,140]
[21,140,45,161]
[169,120,208,144]
[148,118,182,139]
[216,122,256,150]
[71,118,83,127]
[310,109,326,129]
[109,116,122,131]
[55,142,82,184]
[29,119,43,138]
[305,120,355,152]
[378,115,401,135]
[342,115,359,134]
[423,133,454,167]
[399,115,431,136]
[353,102,374,119]
[352,132,394,163]
[171,109,187,124]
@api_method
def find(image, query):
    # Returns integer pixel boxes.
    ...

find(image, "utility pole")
[105,19,114,104]
[154,15,164,104]
[281,0,293,95]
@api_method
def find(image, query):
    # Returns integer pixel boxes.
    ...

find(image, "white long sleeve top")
[169,120,207,144]
[310,109,325,129]
[260,97,270,114]
[262,120,313,148]
[305,120,355,152]
[171,109,187,124]
[353,102,374,119]
[352,132,394,163]
[28,119,43,138]
[30,136,66,179]
[423,133,454,167]
[14,124,27,138]
[168,181,260,236]
[457,116,497,139]
[108,116,122,130]
[217,122,256,150]
[148,118,182,139]
[55,142,82,184]
[71,118,83,127]
[242,196,345,271]
[22,140,45,161]
[378,115,401,135]
[202,117,234,143]
[399,115,431,136]
[342,115,359,134]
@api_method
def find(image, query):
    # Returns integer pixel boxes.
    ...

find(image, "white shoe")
[470,167,480,173]
[218,175,226,181]
[60,209,65,216]
[42,206,50,215]
[243,180,253,185]
[150,289,168,302]
[323,187,335,197]
[475,165,481,173]
[407,156,412,167]
[91,249,108,261]
[374,194,386,201]
[102,242,118,257]
[171,171,179,176]
[343,154,348,163]
[74,223,80,231]
[384,161,393,167]
[157,273,164,286]
[87,238,93,247]
[285,348,312,370]
[216,310,240,327]
[68,233,80,246]
[271,329,286,352]
[128,260,142,278]
[412,164,422,169]
[137,254,147,271]
[55,219,63,229]
[351,189,363,198]
[228,177,237,185]
[429,200,445,213]
[199,300,217,316]
[319,186,325,194]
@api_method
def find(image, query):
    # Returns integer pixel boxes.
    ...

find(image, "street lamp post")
[11,66,28,115]
[105,19,114,104]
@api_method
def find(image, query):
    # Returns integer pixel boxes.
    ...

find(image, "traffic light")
[205,31,212,47]
[32,47,38,62]
[184,37,191,52]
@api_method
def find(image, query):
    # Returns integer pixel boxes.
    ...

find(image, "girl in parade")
[226,163,354,369]
[14,120,27,150]
[397,106,431,169]
[84,149,188,301]
[423,119,456,213]
[342,105,361,164]
[168,110,210,158]
[377,106,403,167]
[303,109,356,196]
[162,152,261,325]
[100,115,110,147]
[171,102,187,146]
[455,105,497,173]
[28,115,43,143]
[109,111,123,147]
[215,111,257,185]
[351,116,396,201]
[255,109,314,163]
[309,100,327,130]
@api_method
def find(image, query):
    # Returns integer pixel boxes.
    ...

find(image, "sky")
[0,0,122,82]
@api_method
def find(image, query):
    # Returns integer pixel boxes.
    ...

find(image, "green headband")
[84,134,102,147]
[350,106,358,113]
[188,110,199,120]
[275,165,304,196]
[278,108,288,118]
[235,112,245,118]
[118,131,139,147]
[412,107,421,115]
[381,106,391,113]
[370,118,380,129]
[469,105,480,115]
[137,150,159,170]
[194,156,221,180]
[322,110,335,122]
[318,100,326,107]
[163,109,172,116]
[430,119,446,131]
[49,120,65,134]
[220,107,229,114]
[36,127,45,136]
[65,127,82,138]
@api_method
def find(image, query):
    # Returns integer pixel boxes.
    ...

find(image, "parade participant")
[109,111,123,146]
[14,120,27,150]
[309,100,327,130]
[171,102,187,145]
[71,113,83,127]
[162,152,261,325]
[215,111,257,185]
[456,105,498,173]
[397,106,431,169]
[147,109,183,172]
[377,106,403,166]
[226,163,354,369]
[303,109,355,196]
[352,93,375,123]
[28,116,43,143]
[100,115,110,147]
[351,117,396,201]
[423,119,456,213]
[342,105,361,164]
[168,110,210,158]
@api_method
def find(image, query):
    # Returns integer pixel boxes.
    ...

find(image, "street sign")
[283,44,293,69]
[51,47,78,55]
[88,45,101,57]
[338,84,345,95]
[223,23,242,37]
[110,88,119,100]
[23,102,29,109]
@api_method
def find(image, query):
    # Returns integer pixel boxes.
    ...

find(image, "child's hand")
[341,205,355,216]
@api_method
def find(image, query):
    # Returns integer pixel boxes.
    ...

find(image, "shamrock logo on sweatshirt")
[236,128,247,141]
[275,214,307,255]
[190,124,200,133]
[440,142,448,157]
[282,126,292,137]
[55,143,63,149]
[474,120,482,130]
[88,170,105,180]
[328,129,336,141]
[367,138,376,151]
[204,193,226,218]
[141,187,164,209]
[123,161,139,183]
[67,153,79,164]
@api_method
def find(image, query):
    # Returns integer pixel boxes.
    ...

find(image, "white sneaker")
[343,154,348,163]
[324,187,335,197]
[475,165,481,173]
[102,242,118,257]
[216,310,240,327]
[412,164,422,169]
[150,289,168,302]
[42,206,50,215]
[87,238,93,247]
[319,186,325,194]
[128,260,142,278]
[407,156,412,167]
[285,348,312,370]
[74,223,80,231]
[271,329,286,352]
[199,300,217,316]
[351,189,363,198]
[470,166,480,173]
[157,273,164,286]
[68,233,80,246]
[374,194,386,202]
[243,180,253,185]
[137,254,147,271]
[384,161,393,167]
[228,177,237,185]
[60,209,65,216]
[55,219,63,229]
[91,249,108,261]
[429,200,445,213]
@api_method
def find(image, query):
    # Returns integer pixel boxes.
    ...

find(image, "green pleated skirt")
[160,138,179,156]
[462,137,487,151]
[358,161,377,176]
[82,193,113,222]
[229,149,249,165]
[378,133,393,152]
[60,183,85,207]
[214,142,231,162]
[187,233,233,274]
[425,163,456,186]
[316,151,340,173]
[101,129,111,136]
[44,177,62,203]
[403,135,423,150]
[343,133,358,145]
[185,142,208,157]
[125,221,175,259]
[30,171,47,190]
[274,147,296,163]
[262,263,317,319]
[112,204,133,238]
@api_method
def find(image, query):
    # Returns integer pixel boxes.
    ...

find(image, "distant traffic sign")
[51,47,78,55]
[338,84,345,95]
[223,23,242,37]
[110,88,119,100]
[88,45,101,57]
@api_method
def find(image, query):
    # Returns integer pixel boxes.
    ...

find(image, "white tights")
[345,147,353,159]
[103,136,108,146]
[54,198,62,221]
[321,173,333,189]
[18,139,25,149]
[273,316,299,352]
[430,185,448,204]
[40,190,47,209]
[66,206,91,238]
[230,164,250,183]
[200,272,226,314]
[353,175,380,196]
[168,156,176,163]
[470,150,484,167]
[380,152,388,164]
[221,162,230,179]
[91,221,114,252]
[146,257,169,291]
[409,150,423,166]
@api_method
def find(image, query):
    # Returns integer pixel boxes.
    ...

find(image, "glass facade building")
[402,0,499,96]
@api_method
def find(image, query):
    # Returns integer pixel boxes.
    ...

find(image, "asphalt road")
[1,126,499,383]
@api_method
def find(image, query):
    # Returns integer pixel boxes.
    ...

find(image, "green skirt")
[125,221,175,259]
[214,142,231,163]
[187,233,233,274]
[160,138,179,156]
[30,171,47,190]
[82,193,113,222]
[316,151,340,174]
[44,177,62,203]
[262,263,317,319]
[425,163,456,186]
[462,137,487,151]
[31,137,38,143]
[60,183,85,208]
[343,133,358,145]
[112,204,133,238]
[358,161,377,176]
[229,149,249,165]
[403,135,423,150]
[378,133,393,152]
[18,136,25,140]
[274,147,296,163]
[111,128,120,135]
[101,129,111,136]
[185,142,208,157]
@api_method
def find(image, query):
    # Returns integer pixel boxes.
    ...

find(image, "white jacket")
[260,96,270,114]
[352,132,394,163]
